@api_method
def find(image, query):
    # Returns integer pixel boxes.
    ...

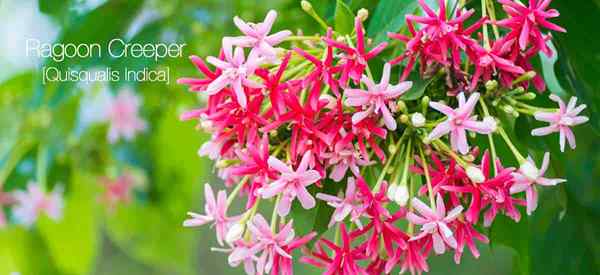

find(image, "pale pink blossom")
[316,177,365,228]
[344,63,412,130]
[183,184,239,246]
[427,92,497,154]
[225,10,292,59]
[205,46,263,108]
[258,151,321,217]
[227,240,260,275]
[407,194,463,255]
[322,134,372,182]
[510,152,566,215]
[531,95,588,152]
[247,214,295,274]
[107,89,147,143]
[13,182,64,227]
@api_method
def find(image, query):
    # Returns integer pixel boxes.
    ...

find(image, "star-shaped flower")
[531,95,588,152]
[427,92,497,154]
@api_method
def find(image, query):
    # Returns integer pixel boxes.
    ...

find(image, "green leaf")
[37,172,100,275]
[334,0,354,34]
[367,0,418,44]
[490,214,530,275]
[0,227,60,275]
[401,74,436,101]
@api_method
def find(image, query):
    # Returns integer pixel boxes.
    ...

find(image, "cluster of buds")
[178,1,588,274]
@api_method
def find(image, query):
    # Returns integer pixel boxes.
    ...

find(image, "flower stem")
[285,35,321,42]
[479,98,498,175]
[418,145,436,208]
[481,0,491,50]
[374,133,407,192]
[486,0,501,39]
[36,144,48,192]
[497,127,527,163]
[227,176,249,206]
[271,194,282,231]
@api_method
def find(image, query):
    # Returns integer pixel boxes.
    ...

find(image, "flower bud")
[301,0,313,11]
[357,9,369,21]
[519,161,539,181]
[393,185,410,206]
[396,100,407,113]
[411,113,426,128]
[483,116,497,132]
[399,114,409,124]
[387,184,397,201]
[485,80,498,91]
[466,166,485,183]
[226,223,245,244]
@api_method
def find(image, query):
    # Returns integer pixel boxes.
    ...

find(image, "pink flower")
[316,177,365,228]
[452,220,489,264]
[322,133,371,182]
[227,240,260,275]
[225,10,292,59]
[301,224,368,275]
[344,63,412,130]
[407,194,463,255]
[531,95,588,152]
[258,150,321,217]
[205,46,263,108]
[323,17,387,86]
[13,182,64,227]
[183,183,239,246]
[246,214,295,274]
[427,92,497,154]
[510,152,566,215]
[466,38,525,91]
[107,89,147,143]
[386,240,430,275]
[100,172,135,210]
[497,0,566,56]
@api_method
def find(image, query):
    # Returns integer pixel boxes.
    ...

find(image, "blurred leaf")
[490,214,530,275]
[0,227,60,275]
[38,0,71,23]
[367,0,418,44]
[37,172,100,275]
[334,0,354,34]
[552,0,600,133]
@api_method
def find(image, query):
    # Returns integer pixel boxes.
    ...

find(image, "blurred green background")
[0,0,598,274]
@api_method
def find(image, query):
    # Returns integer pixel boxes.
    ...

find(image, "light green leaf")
[334,0,354,34]
[37,172,100,275]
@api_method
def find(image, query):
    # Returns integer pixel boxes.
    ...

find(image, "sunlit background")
[0,0,599,274]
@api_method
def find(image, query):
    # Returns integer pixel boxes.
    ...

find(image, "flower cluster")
[179,1,587,274]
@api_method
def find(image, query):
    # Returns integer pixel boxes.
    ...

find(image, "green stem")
[497,127,527,163]
[285,35,321,42]
[418,145,436,208]
[479,98,498,175]
[374,133,407,192]
[481,0,491,49]
[37,144,48,191]
[271,194,282,231]
[227,176,249,206]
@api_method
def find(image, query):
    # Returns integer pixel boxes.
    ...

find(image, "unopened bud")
[226,223,245,243]
[421,96,430,113]
[399,114,409,124]
[301,0,313,11]
[485,80,498,91]
[519,92,537,101]
[519,161,539,181]
[387,184,397,201]
[483,116,497,132]
[411,113,426,128]
[357,9,369,21]
[320,94,337,109]
[397,100,407,113]
[466,166,485,183]
[393,185,410,206]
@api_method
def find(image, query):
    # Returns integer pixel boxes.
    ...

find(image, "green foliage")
[367,0,418,44]
[334,0,354,34]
